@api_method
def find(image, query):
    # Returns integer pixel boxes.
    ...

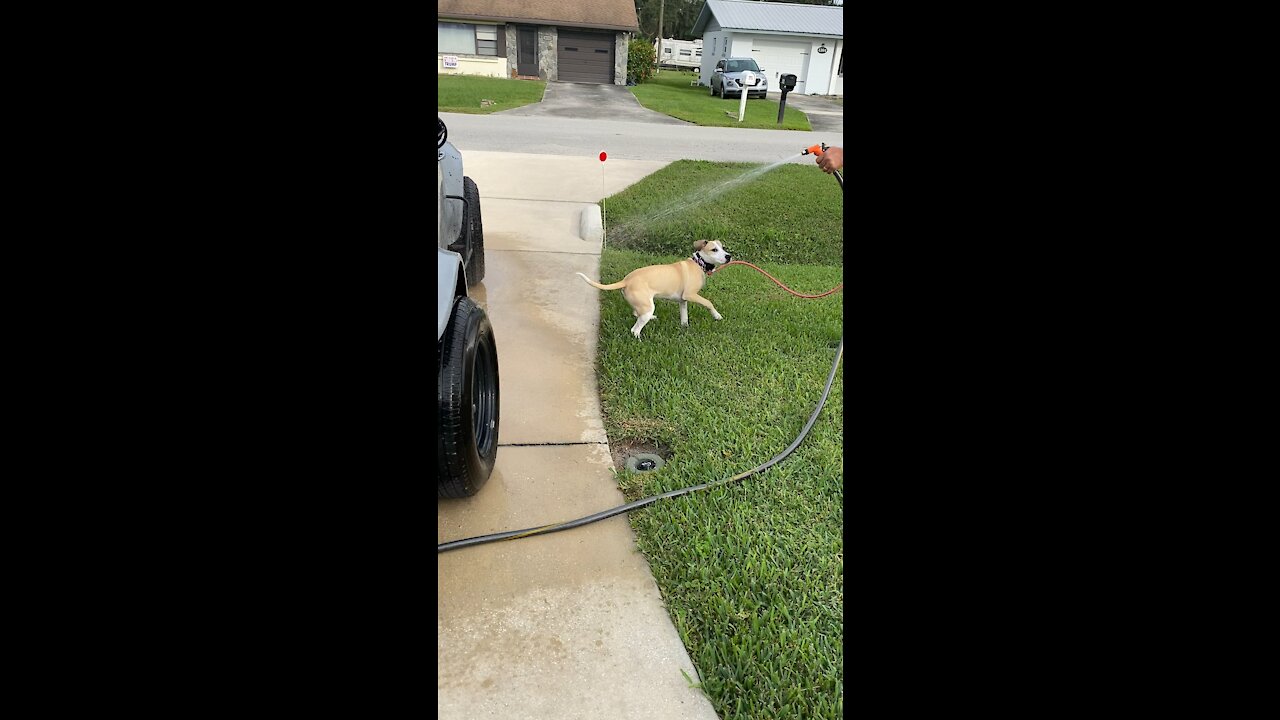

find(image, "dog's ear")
[693,239,707,251]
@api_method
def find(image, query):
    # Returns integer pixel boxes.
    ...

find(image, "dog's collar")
[692,254,715,274]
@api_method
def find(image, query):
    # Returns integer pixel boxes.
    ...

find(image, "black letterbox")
[779,73,797,91]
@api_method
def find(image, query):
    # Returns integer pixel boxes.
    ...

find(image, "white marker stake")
[738,71,752,122]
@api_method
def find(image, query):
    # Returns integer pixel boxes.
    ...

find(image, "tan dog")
[577,240,732,338]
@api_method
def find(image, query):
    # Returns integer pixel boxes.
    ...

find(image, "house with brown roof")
[438,0,641,85]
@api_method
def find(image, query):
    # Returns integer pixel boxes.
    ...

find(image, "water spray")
[608,154,802,245]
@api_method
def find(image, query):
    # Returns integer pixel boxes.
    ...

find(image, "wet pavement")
[438,151,721,720]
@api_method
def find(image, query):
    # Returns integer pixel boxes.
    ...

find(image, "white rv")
[654,38,703,69]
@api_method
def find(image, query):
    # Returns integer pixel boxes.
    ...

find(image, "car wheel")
[439,296,500,498]
[709,83,716,97]
[461,176,485,286]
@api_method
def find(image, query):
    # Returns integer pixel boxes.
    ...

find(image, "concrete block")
[579,203,603,243]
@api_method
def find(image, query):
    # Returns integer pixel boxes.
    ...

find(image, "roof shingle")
[438,0,639,32]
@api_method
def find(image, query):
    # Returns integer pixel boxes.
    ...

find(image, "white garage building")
[692,0,843,96]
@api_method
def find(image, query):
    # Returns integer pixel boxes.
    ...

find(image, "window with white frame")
[438,22,499,56]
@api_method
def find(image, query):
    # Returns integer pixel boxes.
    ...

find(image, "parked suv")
[710,57,768,99]
[438,117,499,498]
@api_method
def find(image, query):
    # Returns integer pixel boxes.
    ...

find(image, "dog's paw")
[712,313,724,321]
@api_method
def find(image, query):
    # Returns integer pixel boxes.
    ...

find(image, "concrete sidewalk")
[438,151,721,720]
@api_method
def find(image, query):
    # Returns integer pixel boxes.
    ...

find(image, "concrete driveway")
[438,151,720,720]
[498,81,689,125]
[770,91,844,133]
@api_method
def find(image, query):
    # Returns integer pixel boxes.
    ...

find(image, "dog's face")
[694,239,732,266]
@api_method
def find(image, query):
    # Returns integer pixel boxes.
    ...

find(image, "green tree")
[635,0,703,41]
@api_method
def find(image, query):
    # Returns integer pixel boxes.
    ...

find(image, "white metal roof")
[692,0,844,38]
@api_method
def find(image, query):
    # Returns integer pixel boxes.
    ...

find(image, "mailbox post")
[777,73,797,125]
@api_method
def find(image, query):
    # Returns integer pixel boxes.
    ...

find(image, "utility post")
[656,0,665,75]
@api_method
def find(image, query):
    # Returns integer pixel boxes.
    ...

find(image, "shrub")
[627,38,657,84]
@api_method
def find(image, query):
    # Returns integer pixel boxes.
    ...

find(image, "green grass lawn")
[592,161,844,719]
[630,70,812,130]
[437,75,545,114]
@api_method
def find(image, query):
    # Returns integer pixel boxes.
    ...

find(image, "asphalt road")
[440,111,845,166]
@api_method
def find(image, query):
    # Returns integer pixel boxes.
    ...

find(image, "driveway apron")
[498,81,689,125]
[438,150,720,720]
[769,91,844,133]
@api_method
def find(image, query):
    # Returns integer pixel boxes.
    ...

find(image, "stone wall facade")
[614,32,630,85]
[505,25,518,77]
[537,26,557,81]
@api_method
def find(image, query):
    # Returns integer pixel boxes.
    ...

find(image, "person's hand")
[816,146,844,174]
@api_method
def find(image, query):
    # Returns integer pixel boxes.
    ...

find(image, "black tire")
[709,83,716,97]
[438,297,499,498]
[461,176,485,286]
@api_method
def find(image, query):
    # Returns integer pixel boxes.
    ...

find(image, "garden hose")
[711,260,843,298]
[437,335,842,553]
[437,151,845,555]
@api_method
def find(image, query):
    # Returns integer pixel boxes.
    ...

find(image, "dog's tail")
[576,272,626,291]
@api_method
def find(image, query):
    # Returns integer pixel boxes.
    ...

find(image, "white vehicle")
[654,37,702,69]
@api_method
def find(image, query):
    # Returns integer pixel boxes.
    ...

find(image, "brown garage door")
[557,30,614,84]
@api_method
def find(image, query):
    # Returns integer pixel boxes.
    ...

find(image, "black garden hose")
[438,336,842,553]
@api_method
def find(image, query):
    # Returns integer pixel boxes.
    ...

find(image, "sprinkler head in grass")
[625,453,664,473]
